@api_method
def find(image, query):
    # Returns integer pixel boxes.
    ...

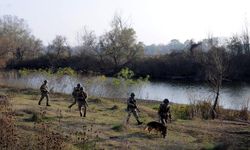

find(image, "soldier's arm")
[84,91,88,99]
[127,101,136,107]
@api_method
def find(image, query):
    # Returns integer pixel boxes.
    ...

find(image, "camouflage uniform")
[38,80,50,106]
[68,84,81,108]
[77,87,88,117]
[126,93,143,125]
[158,99,171,125]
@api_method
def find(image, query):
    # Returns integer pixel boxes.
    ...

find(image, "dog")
[145,121,167,138]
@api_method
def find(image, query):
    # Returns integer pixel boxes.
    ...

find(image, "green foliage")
[117,67,134,79]
[99,15,144,68]
[18,68,30,76]
[111,124,124,132]
[114,67,149,86]
[56,67,77,76]
[19,68,54,77]
[19,67,76,77]
[172,105,191,120]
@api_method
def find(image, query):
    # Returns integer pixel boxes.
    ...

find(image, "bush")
[111,124,124,132]
[172,105,191,120]
[239,106,249,121]
[0,95,19,150]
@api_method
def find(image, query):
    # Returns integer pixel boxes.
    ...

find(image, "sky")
[0,0,250,46]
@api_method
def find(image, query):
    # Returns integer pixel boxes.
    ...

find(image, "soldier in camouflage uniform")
[68,83,81,108]
[38,80,50,106]
[158,99,172,125]
[77,87,88,117]
[126,93,143,125]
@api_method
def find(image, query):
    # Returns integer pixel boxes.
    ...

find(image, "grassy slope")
[0,86,249,150]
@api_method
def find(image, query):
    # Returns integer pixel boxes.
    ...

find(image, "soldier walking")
[126,93,143,125]
[77,87,88,117]
[38,80,50,106]
[158,99,172,125]
[68,83,81,108]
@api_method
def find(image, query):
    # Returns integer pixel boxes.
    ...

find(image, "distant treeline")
[1,15,250,81]
[7,48,250,82]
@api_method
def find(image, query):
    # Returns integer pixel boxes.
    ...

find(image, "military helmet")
[130,92,135,97]
[163,99,169,104]
[77,83,81,87]
[44,80,47,83]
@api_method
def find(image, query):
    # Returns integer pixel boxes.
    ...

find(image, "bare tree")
[195,46,228,119]
[48,35,71,58]
[0,15,43,61]
[242,21,250,54]
[227,35,243,56]
[76,26,98,56]
[193,37,229,119]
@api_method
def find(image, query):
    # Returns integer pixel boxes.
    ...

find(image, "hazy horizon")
[0,0,250,46]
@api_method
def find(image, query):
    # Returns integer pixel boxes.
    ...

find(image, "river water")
[0,71,249,110]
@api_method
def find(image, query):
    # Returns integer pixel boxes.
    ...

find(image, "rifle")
[135,105,140,112]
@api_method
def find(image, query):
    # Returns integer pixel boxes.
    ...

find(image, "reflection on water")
[0,71,249,110]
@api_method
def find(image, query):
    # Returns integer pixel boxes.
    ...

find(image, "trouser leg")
[83,105,87,117]
[132,110,139,121]
[45,95,49,106]
[38,95,45,105]
[126,111,132,124]
[68,98,76,108]
[132,110,142,125]
[160,115,167,125]
[78,104,83,117]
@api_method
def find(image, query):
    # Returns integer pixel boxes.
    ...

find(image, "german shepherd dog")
[145,121,167,138]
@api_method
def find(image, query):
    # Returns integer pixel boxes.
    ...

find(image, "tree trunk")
[211,78,221,119]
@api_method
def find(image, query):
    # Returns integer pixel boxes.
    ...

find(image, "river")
[0,71,249,110]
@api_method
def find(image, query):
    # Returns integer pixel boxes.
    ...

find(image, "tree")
[0,15,43,61]
[48,35,71,58]
[203,46,228,119]
[242,22,250,54]
[227,35,243,56]
[76,27,98,56]
[99,14,144,72]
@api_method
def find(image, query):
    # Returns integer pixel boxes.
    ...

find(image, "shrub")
[0,95,19,150]
[239,106,249,121]
[171,105,191,120]
[35,122,66,150]
[111,124,124,132]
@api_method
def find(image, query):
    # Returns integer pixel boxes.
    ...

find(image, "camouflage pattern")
[126,93,143,125]
[38,80,50,106]
[158,100,171,125]
[68,85,81,108]
[77,88,88,117]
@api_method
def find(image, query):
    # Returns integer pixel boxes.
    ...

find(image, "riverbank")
[0,85,249,149]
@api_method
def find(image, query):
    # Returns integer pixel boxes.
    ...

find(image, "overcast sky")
[0,0,250,45]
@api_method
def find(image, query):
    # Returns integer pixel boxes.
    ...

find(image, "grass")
[0,85,249,150]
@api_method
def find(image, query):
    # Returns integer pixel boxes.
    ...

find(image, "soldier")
[158,99,172,125]
[38,80,50,106]
[68,83,81,108]
[77,87,88,117]
[126,93,143,125]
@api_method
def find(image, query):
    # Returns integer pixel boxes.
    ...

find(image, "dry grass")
[0,95,19,150]
[0,86,249,150]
